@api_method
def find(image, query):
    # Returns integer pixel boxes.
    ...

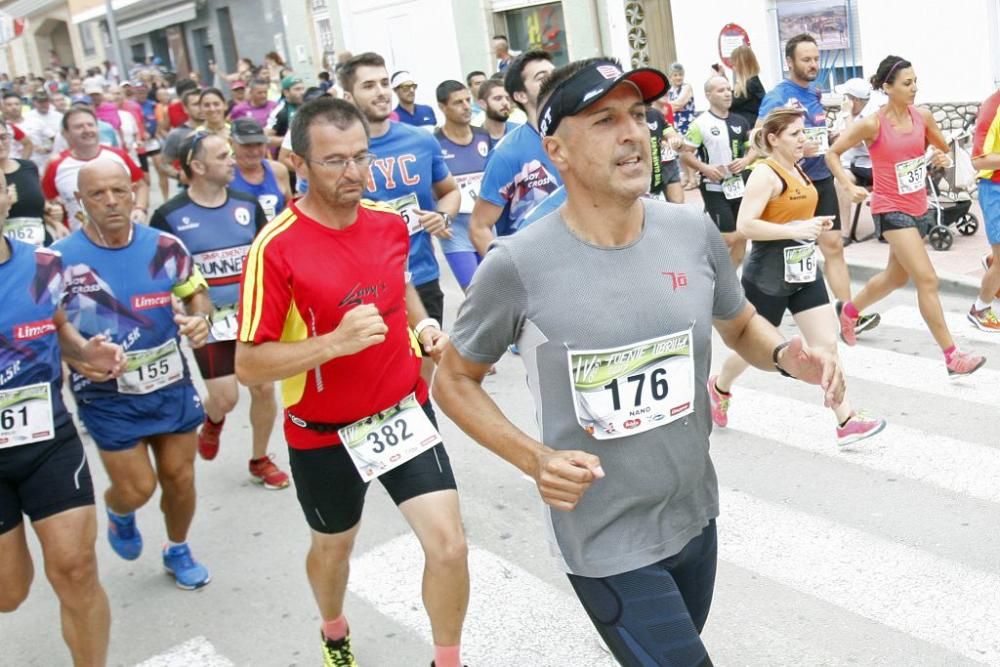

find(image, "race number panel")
[722,175,745,200]
[338,393,442,480]
[387,192,424,236]
[803,127,830,154]
[567,329,695,440]
[784,242,817,283]
[208,304,239,343]
[116,339,185,395]
[3,217,45,247]
[895,157,927,195]
[454,172,484,215]
[0,382,55,448]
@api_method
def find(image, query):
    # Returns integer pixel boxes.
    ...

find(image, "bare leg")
[201,375,238,425]
[98,443,158,515]
[722,231,746,267]
[849,245,910,313]
[818,229,851,303]
[977,244,1000,304]
[793,305,853,422]
[306,522,361,620]
[714,352,750,394]
[248,383,278,460]
[149,432,198,543]
[0,523,34,612]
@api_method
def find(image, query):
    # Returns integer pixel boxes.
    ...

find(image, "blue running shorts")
[78,381,205,452]
[978,179,1000,246]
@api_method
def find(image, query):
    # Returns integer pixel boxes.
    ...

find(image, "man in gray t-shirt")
[433,58,846,665]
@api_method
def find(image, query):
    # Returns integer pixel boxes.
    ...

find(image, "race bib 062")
[3,217,45,247]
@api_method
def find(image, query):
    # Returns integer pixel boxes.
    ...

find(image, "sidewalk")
[681,188,990,299]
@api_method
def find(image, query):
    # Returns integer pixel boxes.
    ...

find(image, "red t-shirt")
[238,200,426,449]
[168,100,188,128]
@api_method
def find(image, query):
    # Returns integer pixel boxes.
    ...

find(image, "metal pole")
[103,0,128,82]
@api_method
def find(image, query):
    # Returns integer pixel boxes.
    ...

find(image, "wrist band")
[772,340,794,378]
[414,318,440,337]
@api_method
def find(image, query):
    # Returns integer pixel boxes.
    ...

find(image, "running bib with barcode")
[388,193,423,235]
[338,393,442,480]
[783,242,817,283]
[116,339,184,395]
[803,127,830,153]
[208,304,238,343]
[567,329,695,440]
[454,172,483,214]
[895,157,926,195]
[0,382,55,448]
[722,175,745,200]
[3,217,45,246]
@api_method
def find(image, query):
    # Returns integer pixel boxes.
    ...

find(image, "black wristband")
[772,340,795,378]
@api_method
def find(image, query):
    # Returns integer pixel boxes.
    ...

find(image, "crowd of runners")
[2,28,998,667]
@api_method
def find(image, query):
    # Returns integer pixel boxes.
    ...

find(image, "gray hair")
[668,62,685,74]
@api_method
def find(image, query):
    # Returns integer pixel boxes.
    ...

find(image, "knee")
[248,383,276,402]
[160,462,195,492]
[819,235,844,259]
[311,535,356,563]
[424,531,468,570]
[913,271,939,294]
[46,551,100,599]
[114,475,157,508]
[213,391,239,415]
[0,576,31,612]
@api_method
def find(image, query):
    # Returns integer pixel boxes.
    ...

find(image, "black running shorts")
[192,340,237,379]
[814,176,843,231]
[702,190,742,234]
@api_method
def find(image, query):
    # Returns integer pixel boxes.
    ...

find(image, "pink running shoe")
[707,375,731,428]
[836,412,887,447]
[835,301,857,346]
[946,350,986,378]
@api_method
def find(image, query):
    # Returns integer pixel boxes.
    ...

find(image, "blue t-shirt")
[519,185,566,230]
[395,104,437,128]
[367,122,450,285]
[0,239,71,435]
[230,161,286,221]
[434,127,492,254]
[149,189,266,324]
[758,79,831,180]
[52,224,197,400]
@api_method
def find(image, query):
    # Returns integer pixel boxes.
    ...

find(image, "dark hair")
[290,97,369,157]
[175,78,198,96]
[181,89,201,107]
[537,57,613,114]
[2,91,21,101]
[198,87,226,104]
[492,35,508,42]
[178,131,217,178]
[870,55,912,89]
[61,106,97,132]
[465,70,486,87]
[435,80,466,104]
[504,49,553,112]
[250,78,270,89]
[753,108,805,155]
[318,71,330,81]
[478,78,505,102]
[784,33,817,60]
[264,51,285,66]
[338,52,386,94]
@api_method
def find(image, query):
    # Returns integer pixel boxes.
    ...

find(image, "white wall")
[856,0,994,103]
[667,0,777,111]
[338,0,463,121]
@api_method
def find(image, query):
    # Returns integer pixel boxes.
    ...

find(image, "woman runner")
[708,108,887,446]
[826,55,986,376]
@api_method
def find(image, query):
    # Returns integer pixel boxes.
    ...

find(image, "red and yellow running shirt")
[973,89,1000,184]
[238,200,425,450]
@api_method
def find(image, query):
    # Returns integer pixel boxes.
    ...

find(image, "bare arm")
[918,107,949,153]
[277,145,296,176]
[19,135,33,159]
[673,83,694,108]
[268,159,293,203]
[681,150,723,183]
[131,179,150,221]
[418,175,461,239]
[973,154,1000,171]
[54,309,127,380]
[469,197,503,257]
[736,165,829,241]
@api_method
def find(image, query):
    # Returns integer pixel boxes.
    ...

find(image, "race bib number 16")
[567,329,695,440]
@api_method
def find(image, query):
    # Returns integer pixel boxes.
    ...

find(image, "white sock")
[166,540,186,549]
[975,298,991,311]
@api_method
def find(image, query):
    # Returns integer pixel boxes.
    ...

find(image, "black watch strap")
[772,340,795,378]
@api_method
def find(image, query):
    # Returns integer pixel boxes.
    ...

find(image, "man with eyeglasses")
[391,70,437,130]
[234,96,469,667]
[340,53,460,379]
[149,131,289,490]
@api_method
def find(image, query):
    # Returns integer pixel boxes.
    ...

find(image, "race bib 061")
[0,382,55,448]
[567,329,695,440]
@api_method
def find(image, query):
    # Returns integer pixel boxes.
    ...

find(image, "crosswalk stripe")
[349,533,615,667]
[722,387,1000,502]
[134,636,235,667]
[879,305,1000,345]
[720,489,1000,664]
[839,344,998,407]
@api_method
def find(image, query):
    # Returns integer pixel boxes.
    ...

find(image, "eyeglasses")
[396,84,417,92]
[305,152,375,172]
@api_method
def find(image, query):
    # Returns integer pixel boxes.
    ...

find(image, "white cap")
[390,71,415,88]
[834,78,871,100]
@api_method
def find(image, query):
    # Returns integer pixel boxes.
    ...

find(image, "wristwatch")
[437,211,452,228]
[772,340,794,378]
[414,318,440,337]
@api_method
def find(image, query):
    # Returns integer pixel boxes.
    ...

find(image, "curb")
[840,258,981,299]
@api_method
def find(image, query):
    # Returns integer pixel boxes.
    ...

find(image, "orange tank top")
[759,158,818,223]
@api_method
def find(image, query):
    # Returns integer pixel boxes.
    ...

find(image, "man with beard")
[339,52,459,371]
[758,33,880,336]
[474,78,518,143]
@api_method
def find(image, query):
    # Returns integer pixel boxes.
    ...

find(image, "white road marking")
[720,489,1000,664]
[134,636,235,667]
[349,533,616,667]
[880,305,1000,345]
[722,387,1000,502]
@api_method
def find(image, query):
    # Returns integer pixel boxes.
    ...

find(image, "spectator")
[730,45,766,127]
[229,78,276,128]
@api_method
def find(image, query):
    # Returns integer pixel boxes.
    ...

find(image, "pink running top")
[869,105,928,217]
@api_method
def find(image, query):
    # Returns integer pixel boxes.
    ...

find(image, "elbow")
[233,347,255,386]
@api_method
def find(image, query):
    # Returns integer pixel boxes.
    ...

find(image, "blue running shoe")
[162,543,211,590]
[107,510,142,560]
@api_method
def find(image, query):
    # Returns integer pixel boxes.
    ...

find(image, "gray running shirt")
[450,199,746,577]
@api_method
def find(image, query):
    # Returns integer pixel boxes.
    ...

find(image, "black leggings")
[567,520,717,667]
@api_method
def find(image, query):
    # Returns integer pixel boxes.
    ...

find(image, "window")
[311,0,327,9]
[317,18,334,52]
[79,21,95,56]
[501,2,568,66]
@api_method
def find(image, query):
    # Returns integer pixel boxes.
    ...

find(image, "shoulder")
[359,198,404,222]
[228,188,259,206]
[15,158,37,175]
[154,191,192,219]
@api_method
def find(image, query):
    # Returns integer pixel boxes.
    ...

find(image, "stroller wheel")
[928,225,953,251]
[957,214,979,236]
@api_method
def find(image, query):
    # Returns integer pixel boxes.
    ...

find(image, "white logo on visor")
[596,65,622,80]
[582,88,605,102]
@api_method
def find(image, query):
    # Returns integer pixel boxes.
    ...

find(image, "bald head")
[75,159,134,231]
[704,76,732,113]
[77,158,131,194]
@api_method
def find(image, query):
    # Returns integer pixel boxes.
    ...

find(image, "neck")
[71,144,100,160]
[84,221,132,248]
[710,105,729,118]
[525,106,538,130]
[206,119,226,131]
[561,186,645,247]
[368,117,391,138]
[400,101,415,113]
[770,150,798,172]
[789,75,810,88]
[296,194,358,230]
[442,120,473,144]
[482,116,506,138]
[239,160,265,181]
[188,180,227,206]
[887,99,909,115]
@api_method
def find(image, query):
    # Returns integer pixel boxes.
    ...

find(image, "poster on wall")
[718,23,750,68]
[777,0,850,51]
[504,2,568,66]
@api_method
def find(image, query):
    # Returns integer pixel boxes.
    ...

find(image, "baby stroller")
[926,119,980,251]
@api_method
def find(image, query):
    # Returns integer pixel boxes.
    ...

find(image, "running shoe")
[967,306,1000,332]
[855,312,881,336]
[946,349,987,378]
[836,412,887,447]
[197,415,225,460]
[162,543,211,590]
[321,632,358,667]
[706,375,730,428]
[107,510,142,560]
[834,300,858,346]
[249,455,290,490]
